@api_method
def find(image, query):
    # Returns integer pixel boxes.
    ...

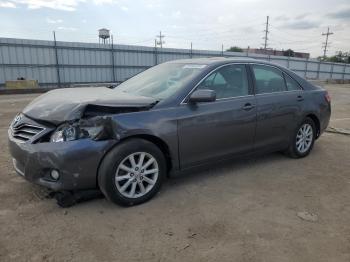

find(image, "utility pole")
[322,27,333,60]
[263,16,269,53]
[154,39,158,65]
[156,31,165,48]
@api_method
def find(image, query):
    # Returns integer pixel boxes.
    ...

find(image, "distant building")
[243,48,310,59]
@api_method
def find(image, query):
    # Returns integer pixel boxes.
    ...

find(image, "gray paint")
[0,37,349,87]
[8,58,331,191]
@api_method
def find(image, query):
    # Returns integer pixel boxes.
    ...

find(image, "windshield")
[117,63,206,100]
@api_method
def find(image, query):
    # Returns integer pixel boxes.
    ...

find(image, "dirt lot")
[0,84,349,262]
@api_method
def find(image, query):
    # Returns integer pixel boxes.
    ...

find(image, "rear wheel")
[286,117,316,158]
[98,139,166,206]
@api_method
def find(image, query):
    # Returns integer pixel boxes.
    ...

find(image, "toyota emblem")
[12,114,22,127]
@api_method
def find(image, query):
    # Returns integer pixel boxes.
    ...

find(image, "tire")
[285,117,316,158]
[98,138,166,206]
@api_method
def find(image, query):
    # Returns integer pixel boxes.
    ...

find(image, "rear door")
[250,64,304,151]
[177,64,257,168]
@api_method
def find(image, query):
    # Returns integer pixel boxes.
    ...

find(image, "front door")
[177,64,257,169]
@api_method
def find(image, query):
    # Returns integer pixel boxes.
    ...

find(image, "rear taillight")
[325,91,331,103]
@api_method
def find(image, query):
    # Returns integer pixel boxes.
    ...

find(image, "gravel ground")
[0,84,349,262]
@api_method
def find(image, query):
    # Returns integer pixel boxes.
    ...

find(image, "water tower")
[98,28,110,44]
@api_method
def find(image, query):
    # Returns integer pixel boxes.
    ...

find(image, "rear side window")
[252,65,286,94]
[198,64,249,99]
[284,73,301,91]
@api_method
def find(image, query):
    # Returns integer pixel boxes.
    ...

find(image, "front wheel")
[286,117,316,158]
[98,139,166,206]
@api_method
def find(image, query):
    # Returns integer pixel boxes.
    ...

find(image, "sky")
[0,0,349,57]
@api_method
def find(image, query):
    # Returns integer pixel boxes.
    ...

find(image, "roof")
[165,57,293,73]
[166,57,263,65]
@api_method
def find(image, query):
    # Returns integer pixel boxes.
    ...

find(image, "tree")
[320,51,350,63]
[335,51,350,63]
[226,46,243,52]
[283,49,295,57]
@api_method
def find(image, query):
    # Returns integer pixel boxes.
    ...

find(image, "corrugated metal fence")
[0,37,349,88]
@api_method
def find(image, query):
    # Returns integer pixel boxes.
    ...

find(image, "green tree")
[283,49,295,57]
[320,51,350,63]
[226,46,243,52]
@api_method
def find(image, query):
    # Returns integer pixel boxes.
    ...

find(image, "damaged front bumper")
[8,130,117,191]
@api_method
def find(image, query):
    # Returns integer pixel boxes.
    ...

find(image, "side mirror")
[188,89,216,103]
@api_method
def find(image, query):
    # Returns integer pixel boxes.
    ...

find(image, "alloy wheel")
[296,123,313,153]
[115,152,159,198]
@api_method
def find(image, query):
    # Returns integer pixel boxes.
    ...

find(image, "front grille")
[11,123,44,142]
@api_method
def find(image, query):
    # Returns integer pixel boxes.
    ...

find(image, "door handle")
[242,103,255,111]
[297,95,304,101]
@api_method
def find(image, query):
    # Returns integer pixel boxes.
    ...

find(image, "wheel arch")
[123,134,173,172]
[305,113,321,139]
[96,135,169,206]
[96,133,174,189]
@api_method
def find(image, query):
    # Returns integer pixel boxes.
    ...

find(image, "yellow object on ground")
[5,80,39,89]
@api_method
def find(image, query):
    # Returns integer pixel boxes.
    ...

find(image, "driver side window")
[198,64,249,99]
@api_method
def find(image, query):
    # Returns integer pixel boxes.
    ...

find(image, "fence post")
[190,42,193,59]
[342,64,346,81]
[154,39,158,65]
[111,35,116,83]
[53,31,61,88]
[330,63,334,80]
[317,60,321,79]
[304,58,308,78]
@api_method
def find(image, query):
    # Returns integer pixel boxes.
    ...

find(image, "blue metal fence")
[0,37,349,88]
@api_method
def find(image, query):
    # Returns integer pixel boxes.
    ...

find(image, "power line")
[322,27,333,59]
[127,38,154,45]
[169,18,263,37]
[268,31,318,44]
[167,34,258,42]
[269,24,320,40]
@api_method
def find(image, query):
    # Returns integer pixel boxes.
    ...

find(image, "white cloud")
[0,1,16,8]
[7,0,86,11]
[1,0,349,57]
[145,0,161,10]
[57,26,77,31]
[46,17,63,24]
[171,10,181,19]
[93,0,117,4]
[121,6,128,12]
[3,0,124,11]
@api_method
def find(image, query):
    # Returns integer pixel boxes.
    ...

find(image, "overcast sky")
[0,0,349,57]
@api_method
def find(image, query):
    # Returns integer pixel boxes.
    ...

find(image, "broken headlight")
[50,123,104,143]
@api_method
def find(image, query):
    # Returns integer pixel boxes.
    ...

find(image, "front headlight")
[50,123,104,143]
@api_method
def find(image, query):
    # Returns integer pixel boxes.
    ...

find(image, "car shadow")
[29,151,299,208]
[163,152,289,190]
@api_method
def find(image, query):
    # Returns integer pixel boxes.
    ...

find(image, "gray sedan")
[8,58,331,206]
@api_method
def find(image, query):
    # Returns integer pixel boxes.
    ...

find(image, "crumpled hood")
[23,87,157,124]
